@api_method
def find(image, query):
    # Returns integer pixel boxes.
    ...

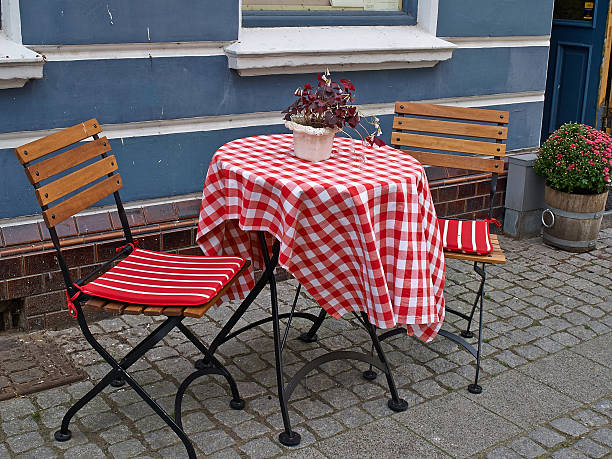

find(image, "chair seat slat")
[398,149,504,173]
[444,235,506,264]
[393,132,506,157]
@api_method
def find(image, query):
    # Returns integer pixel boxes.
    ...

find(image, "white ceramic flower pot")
[285,120,338,162]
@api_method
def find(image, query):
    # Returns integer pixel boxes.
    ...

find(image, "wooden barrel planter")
[541,185,609,252]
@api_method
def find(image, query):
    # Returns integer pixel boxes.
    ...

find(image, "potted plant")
[534,122,611,252]
[282,70,384,162]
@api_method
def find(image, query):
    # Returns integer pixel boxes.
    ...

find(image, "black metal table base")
[199,231,408,446]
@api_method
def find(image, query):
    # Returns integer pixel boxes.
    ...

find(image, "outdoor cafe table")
[195,133,446,445]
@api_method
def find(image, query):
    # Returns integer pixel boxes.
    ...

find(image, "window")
[242,0,416,27]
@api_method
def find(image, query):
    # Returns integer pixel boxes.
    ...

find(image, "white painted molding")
[417,0,439,35]
[33,41,229,62]
[225,25,455,76]
[0,90,545,150]
[0,1,44,89]
[447,35,551,49]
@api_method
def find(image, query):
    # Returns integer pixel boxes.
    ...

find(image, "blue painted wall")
[0,1,554,219]
[437,0,554,37]
[20,1,239,44]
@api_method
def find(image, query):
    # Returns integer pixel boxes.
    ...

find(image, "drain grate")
[0,334,85,401]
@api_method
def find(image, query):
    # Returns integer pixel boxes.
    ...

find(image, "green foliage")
[534,123,612,194]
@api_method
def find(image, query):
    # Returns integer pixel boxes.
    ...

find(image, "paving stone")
[551,447,590,459]
[495,350,528,368]
[80,410,121,431]
[100,424,133,445]
[590,427,612,447]
[145,427,180,450]
[570,333,612,369]
[573,438,609,458]
[35,388,71,410]
[64,443,106,458]
[572,409,608,427]
[550,417,590,437]
[551,331,581,346]
[332,405,374,429]
[0,397,36,421]
[306,416,345,439]
[509,436,547,458]
[485,445,521,458]
[108,438,146,459]
[411,379,448,398]
[191,429,235,455]
[239,436,283,459]
[1,415,38,436]
[519,351,612,403]
[395,392,521,457]
[528,426,566,448]
[317,416,449,458]
[6,430,44,454]
[466,371,580,429]
[18,446,59,458]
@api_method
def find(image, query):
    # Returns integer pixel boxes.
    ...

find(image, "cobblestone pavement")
[0,229,610,458]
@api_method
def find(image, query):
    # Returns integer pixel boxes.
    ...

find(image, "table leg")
[257,232,301,446]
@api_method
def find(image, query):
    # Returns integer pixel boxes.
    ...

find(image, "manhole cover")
[0,335,86,401]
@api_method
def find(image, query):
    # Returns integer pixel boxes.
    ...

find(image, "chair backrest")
[14,119,132,289]
[391,102,509,218]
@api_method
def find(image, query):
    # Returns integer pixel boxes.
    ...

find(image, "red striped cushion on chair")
[437,218,501,255]
[81,248,247,306]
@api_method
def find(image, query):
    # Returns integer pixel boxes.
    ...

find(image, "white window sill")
[224,25,455,76]
[0,34,44,89]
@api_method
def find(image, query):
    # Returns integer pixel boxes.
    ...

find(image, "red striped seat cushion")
[81,248,247,306]
[437,218,494,255]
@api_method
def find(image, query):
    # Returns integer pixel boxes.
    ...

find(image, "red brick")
[23,251,59,275]
[177,247,203,256]
[175,199,201,219]
[0,256,23,279]
[143,203,178,224]
[26,315,46,331]
[438,186,458,202]
[96,240,123,262]
[63,246,95,267]
[24,291,65,316]
[2,223,41,246]
[80,263,110,280]
[6,275,46,298]
[135,234,161,251]
[457,183,476,199]
[75,213,113,235]
[110,208,146,229]
[425,166,447,182]
[162,229,192,251]
[467,196,485,213]
[433,202,448,218]
[476,181,491,196]
[40,218,78,240]
[447,199,467,216]
[44,311,75,330]
[0,281,5,300]
[428,187,439,203]
[494,191,505,207]
[43,269,78,291]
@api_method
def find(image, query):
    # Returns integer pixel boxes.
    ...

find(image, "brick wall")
[0,171,506,332]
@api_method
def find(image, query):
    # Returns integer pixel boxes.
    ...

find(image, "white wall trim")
[0,90,545,150]
[1,0,22,42]
[417,0,439,35]
[447,35,551,49]
[34,41,229,62]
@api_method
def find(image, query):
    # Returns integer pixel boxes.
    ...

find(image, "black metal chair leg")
[361,313,408,412]
[362,343,378,380]
[468,263,486,394]
[461,261,485,339]
[299,307,327,343]
[55,370,118,441]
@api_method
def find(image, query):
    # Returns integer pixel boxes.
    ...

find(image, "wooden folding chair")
[13,119,256,458]
[389,102,508,393]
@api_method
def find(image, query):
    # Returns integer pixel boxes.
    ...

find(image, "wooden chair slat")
[14,119,102,164]
[400,150,504,173]
[444,235,506,264]
[83,297,108,310]
[122,305,145,315]
[36,155,119,206]
[163,307,186,317]
[143,306,165,316]
[394,102,509,124]
[392,132,506,157]
[25,137,111,184]
[43,174,123,227]
[103,301,127,313]
[393,117,508,140]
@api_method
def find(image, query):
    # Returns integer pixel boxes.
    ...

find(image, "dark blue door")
[541,0,610,142]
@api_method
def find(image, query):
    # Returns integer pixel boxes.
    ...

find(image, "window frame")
[242,0,417,27]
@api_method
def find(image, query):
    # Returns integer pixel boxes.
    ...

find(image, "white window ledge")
[224,26,455,76]
[0,34,44,89]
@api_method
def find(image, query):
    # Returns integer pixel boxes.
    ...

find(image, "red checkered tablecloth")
[196,134,445,342]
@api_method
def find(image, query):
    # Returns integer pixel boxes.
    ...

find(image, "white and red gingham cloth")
[196,134,445,342]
